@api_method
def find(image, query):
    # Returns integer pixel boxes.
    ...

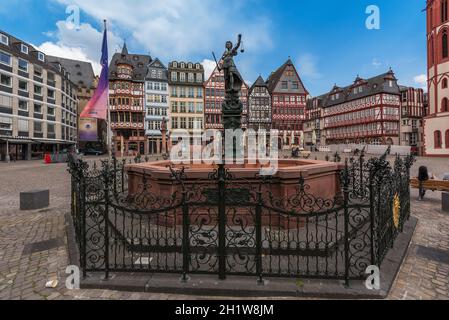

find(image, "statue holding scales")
[213,34,245,130]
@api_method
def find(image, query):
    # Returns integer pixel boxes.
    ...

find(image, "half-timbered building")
[399,86,426,155]
[248,76,271,131]
[109,43,150,156]
[320,71,401,146]
[266,59,308,149]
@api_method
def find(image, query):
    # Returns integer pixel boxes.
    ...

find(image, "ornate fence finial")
[298,173,305,191]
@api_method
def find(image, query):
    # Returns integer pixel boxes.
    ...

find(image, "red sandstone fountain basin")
[127,159,341,198]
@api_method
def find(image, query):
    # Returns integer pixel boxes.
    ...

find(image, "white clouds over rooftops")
[48,0,272,61]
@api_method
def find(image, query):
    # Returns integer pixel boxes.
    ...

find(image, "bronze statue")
[212,34,245,130]
[216,34,244,93]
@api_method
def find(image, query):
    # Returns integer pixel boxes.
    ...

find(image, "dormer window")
[21,44,28,54]
[38,52,45,62]
[0,33,8,46]
[196,63,200,69]
[173,62,178,68]
[180,62,185,68]
[188,63,193,69]
[388,80,393,87]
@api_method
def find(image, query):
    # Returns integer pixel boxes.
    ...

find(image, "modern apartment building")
[168,61,204,143]
[144,58,169,154]
[109,44,150,156]
[46,56,103,151]
[0,30,78,161]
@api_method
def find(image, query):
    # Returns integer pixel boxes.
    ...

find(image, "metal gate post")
[102,163,110,280]
[218,164,226,280]
[255,190,263,284]
[343,160,350,287]
[78,164,87,279]
[181,189,190,282]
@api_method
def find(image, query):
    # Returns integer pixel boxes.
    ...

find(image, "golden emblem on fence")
[393,193,401,229]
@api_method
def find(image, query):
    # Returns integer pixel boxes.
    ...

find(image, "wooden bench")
[410,178,449,192]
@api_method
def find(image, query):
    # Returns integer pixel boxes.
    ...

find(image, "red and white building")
[399,86,427,155]
[320,71,402,146]
[266,59,308,148]
[425,0,449,156]
[109,44,150,156]
[204,65,248,130]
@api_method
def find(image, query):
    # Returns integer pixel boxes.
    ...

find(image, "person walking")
[418,166,431,200]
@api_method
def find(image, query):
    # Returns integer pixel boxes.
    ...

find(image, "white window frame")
[34,103,43,114]
[0,50,12,66]
[0,34,8,46]
[20,44,29,54]
[0,73,12,87]
[18,80,28,92]
[34,85,43,96]
[18,58,28,72]
[47,106,55,116]
[18,100,28,111]
[37,52,45,62]
[48,88,55,99]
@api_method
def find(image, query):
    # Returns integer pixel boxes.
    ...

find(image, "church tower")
[425,0,449,156]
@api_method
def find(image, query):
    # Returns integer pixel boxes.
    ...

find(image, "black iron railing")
[68,149,414,285]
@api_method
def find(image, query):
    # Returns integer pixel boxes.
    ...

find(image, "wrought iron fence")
[68,149,414,285]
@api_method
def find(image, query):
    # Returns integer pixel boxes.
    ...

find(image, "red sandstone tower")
[425,0,449,156]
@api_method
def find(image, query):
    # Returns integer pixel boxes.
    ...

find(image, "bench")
[410,178,449,192]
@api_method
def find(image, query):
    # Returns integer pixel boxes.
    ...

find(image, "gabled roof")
[47,56,96,89]
[250,75,267,92]
[148,58,166,70]
[317,70,401,108]
[266,58,308,95]
[109,43,152,81]
[145,58,168,81]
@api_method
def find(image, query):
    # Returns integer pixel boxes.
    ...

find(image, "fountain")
[126,35,342,219]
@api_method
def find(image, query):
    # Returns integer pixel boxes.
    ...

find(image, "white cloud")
[414,74,427,86]
[52,0,273,59]
[372,58,382,68]
[297,54,321,79]
[413,74,427,91]
[37,21,122,75]
[201,59,217,81]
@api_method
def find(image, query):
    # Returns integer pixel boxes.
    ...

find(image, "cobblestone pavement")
[0,155,448,300]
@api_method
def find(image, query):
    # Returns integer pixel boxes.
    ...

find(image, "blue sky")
[0,0,427,95]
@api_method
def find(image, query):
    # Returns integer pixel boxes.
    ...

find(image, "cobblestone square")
[0,155,448,300]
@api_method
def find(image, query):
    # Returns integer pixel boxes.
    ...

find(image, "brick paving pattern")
[0,154,448,300]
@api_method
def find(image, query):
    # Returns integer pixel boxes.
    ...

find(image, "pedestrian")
[418,166,433,200]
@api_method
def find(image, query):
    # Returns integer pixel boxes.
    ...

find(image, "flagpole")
[104,19,112,159]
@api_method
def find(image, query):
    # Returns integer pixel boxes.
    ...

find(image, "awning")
[0,138,36,144]
[32,140,75,145]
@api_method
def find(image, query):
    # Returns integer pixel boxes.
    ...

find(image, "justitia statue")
[213,34,245,130]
